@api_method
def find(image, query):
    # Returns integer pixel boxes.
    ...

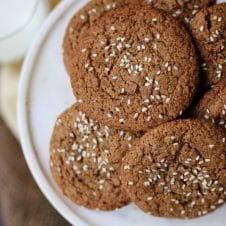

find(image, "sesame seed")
[147,196,153,201]
[124,165,130,170]
[208,144,215,149]
[121,88,125,94]
[218,199,224,204]
[107,113,112,118]
[128,181,134,185]
[83,165,89,171]
[191,201,196,207]
[218,17,222,22]
[142,107,148,112]
[81,48,86,53]
[156,33,160,39]
[133,113,139,119]
[199,25,204,32]
[110,25,116,31]
[80,14,85,20]
[76,155,82,161]
[112,75,118,80]
[181,210,185,215]
[119,118,124,123]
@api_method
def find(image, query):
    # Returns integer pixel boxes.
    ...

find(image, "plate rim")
[17,0,90,225]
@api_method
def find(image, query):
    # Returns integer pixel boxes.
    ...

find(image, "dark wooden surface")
[0,117,70,226]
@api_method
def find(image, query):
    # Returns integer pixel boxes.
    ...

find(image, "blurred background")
[0,0,70,225]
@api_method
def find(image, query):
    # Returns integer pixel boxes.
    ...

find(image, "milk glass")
[0,0,49,63]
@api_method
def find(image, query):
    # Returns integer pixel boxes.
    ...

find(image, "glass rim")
[0,0,40,41]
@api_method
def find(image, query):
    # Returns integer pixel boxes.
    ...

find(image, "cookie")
[190,3,226,87]
[192,78,226,129]
[50,104,139,210]
[121,119,226,219]
[63,0,213,75]
[143,0,215,24]
[69,6,199,131]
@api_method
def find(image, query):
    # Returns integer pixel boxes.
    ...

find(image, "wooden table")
[0,118,70,226]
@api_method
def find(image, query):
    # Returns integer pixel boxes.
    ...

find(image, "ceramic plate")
[18,0,226,225]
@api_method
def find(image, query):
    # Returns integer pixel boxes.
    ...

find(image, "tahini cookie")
[69,6,199,131]
[190,3,226,87]
[50,104,139,210]
[192,78,226,129]
[121,119,226,218]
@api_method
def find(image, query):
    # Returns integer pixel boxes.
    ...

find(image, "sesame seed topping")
[80,14,85,20]
[208,144,215,149]
[107,113,112,118]
[147,196,153,201]
[119,118,124,123]
[199,25,204,32]
[218,199,224,204]
[124,165,130,170]
[110,25,116,31]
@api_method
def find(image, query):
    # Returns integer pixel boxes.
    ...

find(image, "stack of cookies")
[50,0,226,219]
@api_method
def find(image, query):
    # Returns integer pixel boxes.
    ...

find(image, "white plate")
[18,0,226,225]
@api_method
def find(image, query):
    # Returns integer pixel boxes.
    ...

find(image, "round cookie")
[50,104,139,210]
[69,6,199,131]
[192,78,226,129]
[121,119,226,219]
[63,0,213,75]
[190,3,226,87]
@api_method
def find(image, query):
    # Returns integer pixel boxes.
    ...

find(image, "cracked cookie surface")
[69,6,199,131]
[192,78,226,129]
[50,104,139,210]
[121,119,226,219]
[190,3,226,87]
[63,0,214,75]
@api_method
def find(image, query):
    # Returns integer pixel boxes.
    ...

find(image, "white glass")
[0,0,49,63]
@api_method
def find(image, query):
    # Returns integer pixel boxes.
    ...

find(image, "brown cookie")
[190,3,226,87]
[143,0,215,24]
[192,77,226,129]
[50,104,139,210]
[63,0,213,75]
[121,119,226,219]
[69,6,199,131]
